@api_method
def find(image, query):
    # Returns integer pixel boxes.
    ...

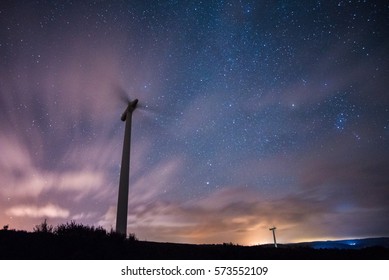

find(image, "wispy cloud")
[6,204,70,219]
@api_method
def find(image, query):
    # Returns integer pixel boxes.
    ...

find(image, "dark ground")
[1,228,388,260]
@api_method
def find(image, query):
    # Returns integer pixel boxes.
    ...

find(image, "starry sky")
[1,0,389,245]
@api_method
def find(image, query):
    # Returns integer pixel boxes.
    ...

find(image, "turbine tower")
[269,226,277,248]
[116,98,138,236]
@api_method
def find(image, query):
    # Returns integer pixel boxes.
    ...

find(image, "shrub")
[33,219,53,233]
[54,220,107,238]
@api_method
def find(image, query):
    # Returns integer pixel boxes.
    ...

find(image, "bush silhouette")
[33,219,53,233]
[54,220,107,238]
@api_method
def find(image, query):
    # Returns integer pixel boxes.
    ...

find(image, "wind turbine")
[115,98,138,236]
[269,226,277,248]
[113,85,166,236]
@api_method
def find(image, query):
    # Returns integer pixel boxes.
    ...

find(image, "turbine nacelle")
[121,99,139,121]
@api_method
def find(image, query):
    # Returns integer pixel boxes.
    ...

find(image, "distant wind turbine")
[269,226,277,248]
[115,98,138,236]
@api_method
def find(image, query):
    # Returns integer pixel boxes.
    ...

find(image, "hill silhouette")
[1,221,388,260]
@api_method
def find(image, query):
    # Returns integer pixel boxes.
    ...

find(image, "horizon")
[1,1,388,246]
[2,222,388,247]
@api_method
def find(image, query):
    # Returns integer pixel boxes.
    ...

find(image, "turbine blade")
[112,84,131,104]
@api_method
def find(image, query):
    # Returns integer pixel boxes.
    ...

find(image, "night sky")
[1,0,389,245]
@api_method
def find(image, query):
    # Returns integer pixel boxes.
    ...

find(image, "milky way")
[1,1,388,245]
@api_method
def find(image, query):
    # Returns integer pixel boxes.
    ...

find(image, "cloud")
[71,212,98,221]
[56,170,105,199]
[130,157,183,203]
[6,204,70,219]
[97,206,117,230]
[0,165,106,200]
[0,131,107,200]
[297,135,389,209]
[0,133,33,170]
